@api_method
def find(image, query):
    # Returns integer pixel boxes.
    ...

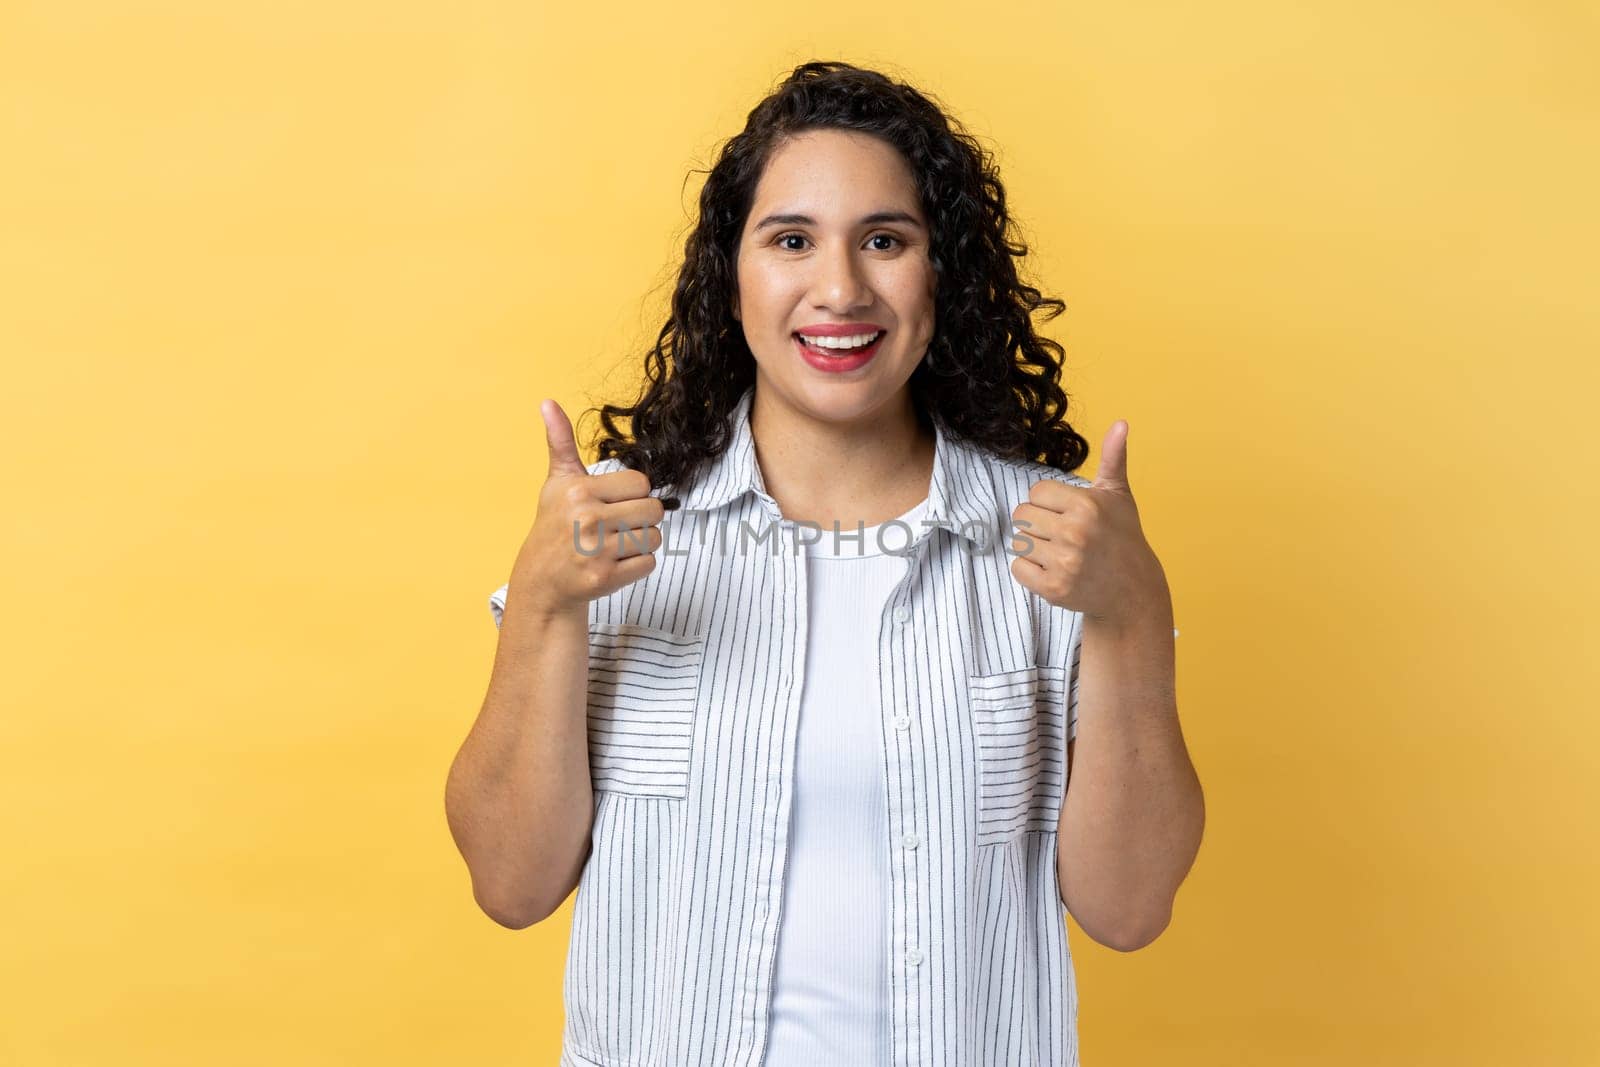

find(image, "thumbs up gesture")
[509,398,669,619]
[1008,420,1170,625]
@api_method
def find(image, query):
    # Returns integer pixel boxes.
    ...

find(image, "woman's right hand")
[509,398,666,620]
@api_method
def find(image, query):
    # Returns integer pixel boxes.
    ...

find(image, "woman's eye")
[774,233,901,251]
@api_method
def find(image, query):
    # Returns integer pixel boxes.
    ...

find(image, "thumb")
[541,398,588,479]
[1093,419,1131,494]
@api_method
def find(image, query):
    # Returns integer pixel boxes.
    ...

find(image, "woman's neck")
[747,386,936,529]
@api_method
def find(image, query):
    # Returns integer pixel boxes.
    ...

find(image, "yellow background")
[3,0,1596,1063]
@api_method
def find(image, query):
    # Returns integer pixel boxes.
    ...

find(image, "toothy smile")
[794,330,885,353]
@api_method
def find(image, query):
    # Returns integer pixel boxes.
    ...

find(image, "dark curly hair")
[586,60,1090,496]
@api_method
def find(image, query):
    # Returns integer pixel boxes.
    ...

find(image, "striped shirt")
[488,385,1092,1067]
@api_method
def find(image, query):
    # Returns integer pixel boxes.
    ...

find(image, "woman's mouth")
[793,330,886,373]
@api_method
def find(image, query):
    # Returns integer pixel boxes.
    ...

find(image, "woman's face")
[734,128,936,424]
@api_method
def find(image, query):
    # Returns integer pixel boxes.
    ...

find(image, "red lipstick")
[792,327,886,373]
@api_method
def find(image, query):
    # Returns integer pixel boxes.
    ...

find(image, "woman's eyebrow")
[751,210,924,232]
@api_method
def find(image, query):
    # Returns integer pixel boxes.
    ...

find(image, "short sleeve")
[1065,613,1082,743]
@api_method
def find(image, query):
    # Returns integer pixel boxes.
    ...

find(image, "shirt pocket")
[586,621,706,800]
[968,664,1070,846]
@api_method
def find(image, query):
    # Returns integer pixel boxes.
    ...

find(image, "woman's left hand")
[1008,420,1171,625]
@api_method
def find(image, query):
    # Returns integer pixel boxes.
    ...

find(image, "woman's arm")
[1011,420,1204,949]
[445,586,595,929]
[1057,603,1204,951]
[444,397,666,929]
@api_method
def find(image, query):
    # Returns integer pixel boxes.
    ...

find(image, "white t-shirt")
[763,495,931,1067]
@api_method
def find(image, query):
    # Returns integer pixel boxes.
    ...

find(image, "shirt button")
[906,949,923,966]
[893,606,910,623]
[893,715,911,731]
[902,832,920,849]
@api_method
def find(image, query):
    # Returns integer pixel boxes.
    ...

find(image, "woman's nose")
[809,243,871,310]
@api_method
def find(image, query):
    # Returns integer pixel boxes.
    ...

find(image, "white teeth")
[798,331,882,351]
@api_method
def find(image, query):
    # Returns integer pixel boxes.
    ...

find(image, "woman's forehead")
[749,133,922,223]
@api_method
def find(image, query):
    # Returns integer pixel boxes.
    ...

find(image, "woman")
[449,60,1202,1067]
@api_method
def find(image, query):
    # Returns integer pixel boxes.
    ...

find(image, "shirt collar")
[675,385,1001,548]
